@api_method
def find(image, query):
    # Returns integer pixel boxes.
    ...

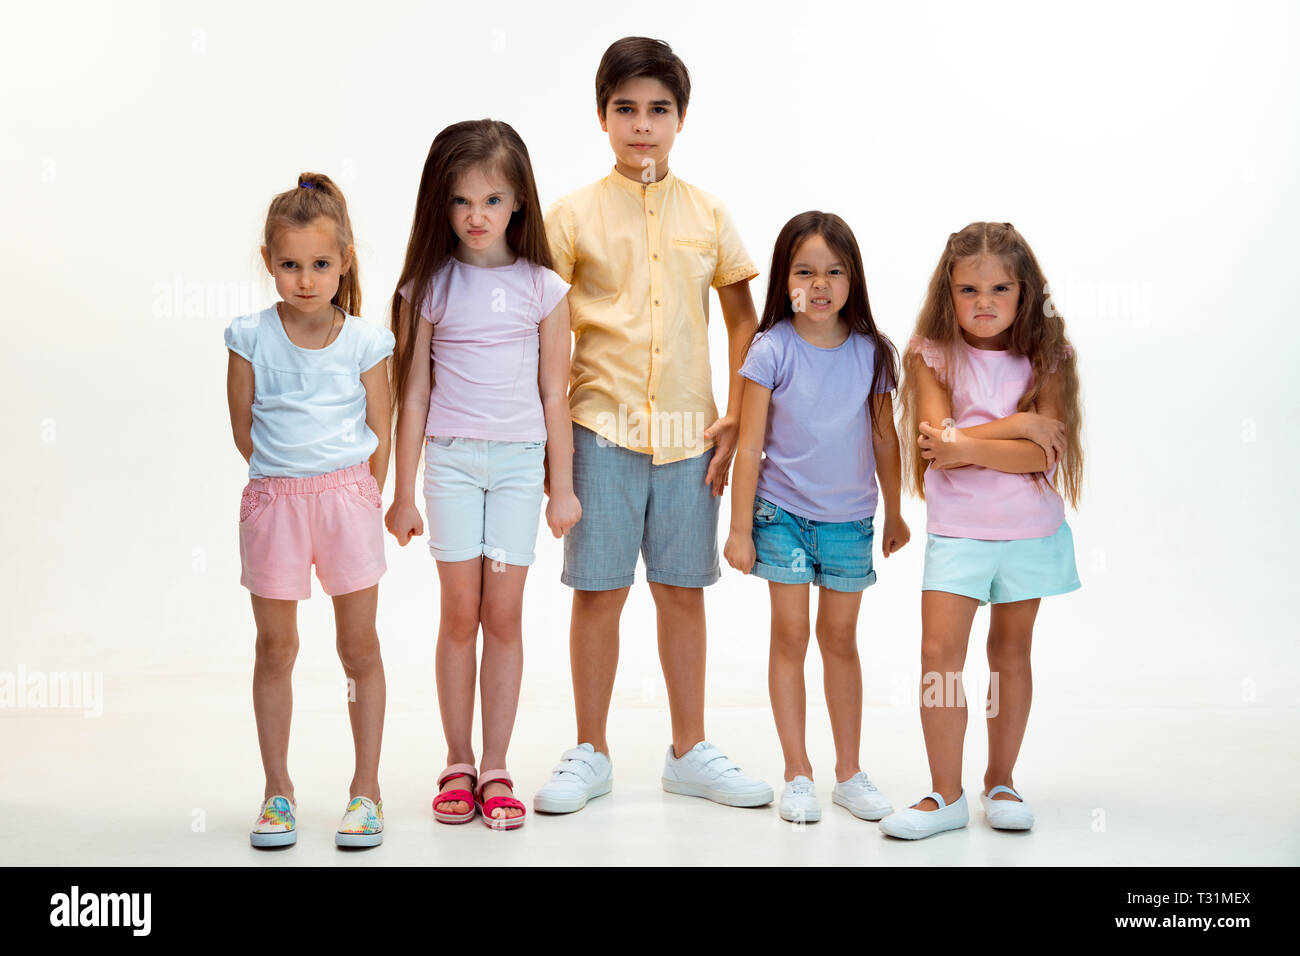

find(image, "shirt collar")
[606,164,676,195]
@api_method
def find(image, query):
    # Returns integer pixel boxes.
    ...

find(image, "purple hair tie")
[299,181,315,189]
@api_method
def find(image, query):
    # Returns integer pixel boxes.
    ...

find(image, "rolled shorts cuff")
[561,569,637,591]
[749,560,813,586]
[814,569,877,593]
[484,546,536,568]
[645,567,720,588]
[428,543,489,563]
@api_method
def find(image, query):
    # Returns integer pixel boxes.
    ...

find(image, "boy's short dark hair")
[595,37,691,119]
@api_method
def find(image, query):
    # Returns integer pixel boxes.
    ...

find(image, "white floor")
[3,672,1295,867]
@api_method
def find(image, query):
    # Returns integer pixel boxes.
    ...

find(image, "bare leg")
[479,557,528,818]
[332,583,383,801]
[915,590,980,811]
[251,594,299,803]
[649,582,707,757]
[767,582,812,780]
[984,597,1040,801]
[570,586,630,757]
[814,587,865,782]
[434,558,483,814]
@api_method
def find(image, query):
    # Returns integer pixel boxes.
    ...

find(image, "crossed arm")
[911,355,1065,474]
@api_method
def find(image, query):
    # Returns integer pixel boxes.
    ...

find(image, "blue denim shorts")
[921,520,1081,605]
[561,423,721,591]
[750,496,876,592]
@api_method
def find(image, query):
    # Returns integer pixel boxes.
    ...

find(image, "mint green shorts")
[921,521,1081,605]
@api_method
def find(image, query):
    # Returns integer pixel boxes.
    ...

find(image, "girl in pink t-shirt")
[385,120,582,829]
[880,222,1083,840]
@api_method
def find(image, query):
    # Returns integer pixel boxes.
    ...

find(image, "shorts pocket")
[429,435,455,447]
[345,473,383,509]
[524,439,546,451]
[754,498,779,525]
[853,517,875,537]
[239,485,274,526]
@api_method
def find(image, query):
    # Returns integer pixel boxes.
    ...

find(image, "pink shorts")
[238,461,386,600]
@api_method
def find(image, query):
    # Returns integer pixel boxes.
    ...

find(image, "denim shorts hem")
[814,569,877,593]
[645,568,721,588]
[561,570,637,591]
[749,561,813,586]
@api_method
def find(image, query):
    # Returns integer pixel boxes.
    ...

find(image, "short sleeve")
[399,274,445,325]
[873,345,898,394]
[544,200,576,284]
[536,265,571,319]
[1046,343,1074,375]
[711,201,758,289]
[357,322,396,373]
[224,312,261,361]
[907,335,946,382]
[739,330,779,389]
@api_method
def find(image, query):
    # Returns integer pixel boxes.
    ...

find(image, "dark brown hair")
[899,222,1083,507]
[263,172,360,317]
[752,211,899,438]
[595,37,691,118]
[390,119,553,420]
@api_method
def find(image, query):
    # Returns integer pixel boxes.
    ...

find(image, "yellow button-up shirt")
[545,166,758,464]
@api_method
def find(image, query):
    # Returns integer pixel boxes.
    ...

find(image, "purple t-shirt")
[739,321,893,522]
[400,257,569,442]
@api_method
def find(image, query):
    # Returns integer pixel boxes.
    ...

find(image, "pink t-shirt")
[912,336,1065,541]
[401,257,570,442]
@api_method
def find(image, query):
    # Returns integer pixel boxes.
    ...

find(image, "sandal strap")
[480,795,525,814]
[476,769,514,795]
[438,764,478,789]
[434,789,474,806]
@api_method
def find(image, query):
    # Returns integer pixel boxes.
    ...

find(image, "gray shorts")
[562,423,721,591]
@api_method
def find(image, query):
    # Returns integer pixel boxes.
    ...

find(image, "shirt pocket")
[670,235,718,282]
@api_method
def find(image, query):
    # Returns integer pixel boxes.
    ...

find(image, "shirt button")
[654,347,660,354]
[650,394,656,401]
[648,209,655,216]
[652,253,658,260]
[653,299,660,306]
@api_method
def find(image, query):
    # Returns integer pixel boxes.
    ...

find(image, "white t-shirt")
[224,303,395,479]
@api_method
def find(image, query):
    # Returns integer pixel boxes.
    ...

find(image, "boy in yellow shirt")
[536,36,773,813]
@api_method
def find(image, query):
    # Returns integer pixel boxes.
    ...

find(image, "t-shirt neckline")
[273,302,348,353]
[789,320,853,353]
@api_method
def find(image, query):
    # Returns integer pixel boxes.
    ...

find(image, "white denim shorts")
[422,435,546,566]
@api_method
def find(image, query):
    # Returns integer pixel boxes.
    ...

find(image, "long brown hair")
[751,211,898,438]
[263,172,360,317]
[899,222,1083,507]
[390,119,553,419]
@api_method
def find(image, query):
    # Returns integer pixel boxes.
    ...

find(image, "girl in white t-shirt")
[224,172,394,849]
[386,120,581,829]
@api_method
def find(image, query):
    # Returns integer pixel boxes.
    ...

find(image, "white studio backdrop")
[1,0,1296,724]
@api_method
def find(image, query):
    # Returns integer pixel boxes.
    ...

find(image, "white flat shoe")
[878,789,969,840]
[778,776,821,823]
[981,785,1034,830]
[831,771,893,821]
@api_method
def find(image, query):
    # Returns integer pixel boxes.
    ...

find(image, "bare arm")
[538,296,581,537]
[703,279,759,495]
[869,391,910,557]
[722,377,769,574]
[390,300,432,506]
[226,350,255,465]
[360,357,392,493]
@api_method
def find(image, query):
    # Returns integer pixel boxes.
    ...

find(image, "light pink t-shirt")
[401,257,570,442]
[912,336,1065,541]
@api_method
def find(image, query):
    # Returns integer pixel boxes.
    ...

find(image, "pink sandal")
[475,770,526,830]
[433,763,478,824]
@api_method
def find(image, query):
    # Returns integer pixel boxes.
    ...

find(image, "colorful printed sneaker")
[335,795,384,847]
[250,794,297,848]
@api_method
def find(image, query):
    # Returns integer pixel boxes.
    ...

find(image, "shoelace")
[789,780,813,796]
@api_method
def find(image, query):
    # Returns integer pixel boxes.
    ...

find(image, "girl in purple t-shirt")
[879,222,1083,841]
[726,211,910,824]
[386,120,582,830]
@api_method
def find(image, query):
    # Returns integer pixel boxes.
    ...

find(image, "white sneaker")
[532,743,612,814]
[878,789,969,840]
[832,771,894,821]
[981,785,1035,830]
[661,741,774,808]
[778,775,821,822]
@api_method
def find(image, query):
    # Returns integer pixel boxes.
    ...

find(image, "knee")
[575,587,629,621]
[337,633,381,674]
[920,634,964,672]
[648,582,703,614]
[479,603,522,644]
[815,624,858,660]
[770,623,810,658]
[440,599,481,642]
[255,630,298,674]
[987,634,1032,673]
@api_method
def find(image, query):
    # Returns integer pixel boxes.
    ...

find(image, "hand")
[385,499,424,546]
[879,513,910,558]
[1021,412,1066,471]
[918,420,971,470]
[703,414,739,496]
[545,491,582,538]
[723,528,756,574]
